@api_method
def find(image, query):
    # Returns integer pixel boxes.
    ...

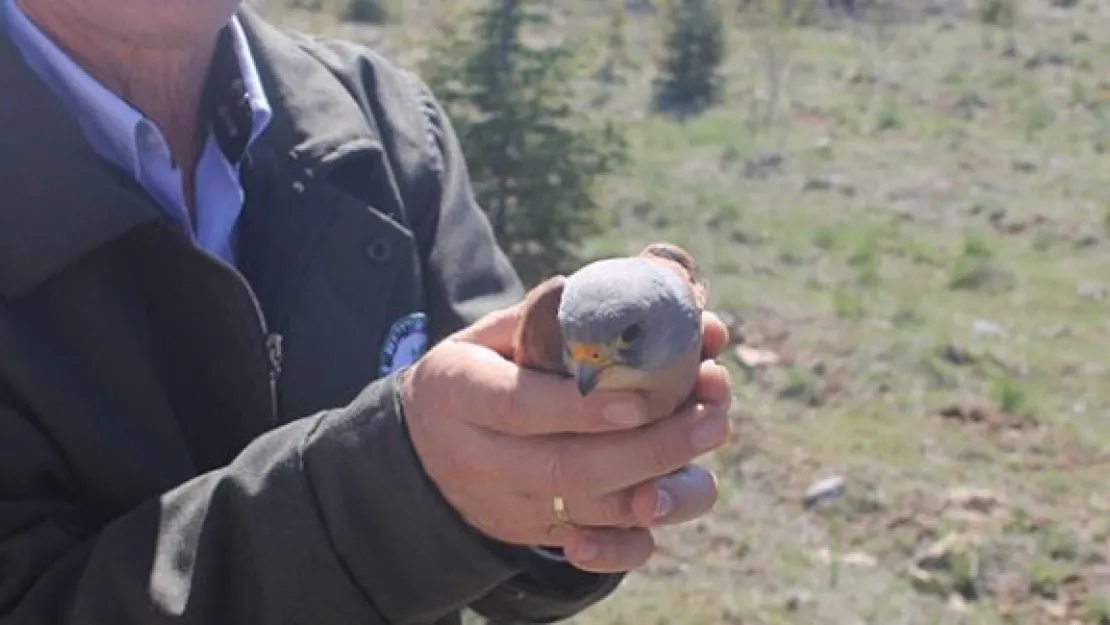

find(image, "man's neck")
[17,0,218,185]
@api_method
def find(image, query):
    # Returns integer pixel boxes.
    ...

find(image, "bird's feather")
[512,243,709,422]
[593,343,703,420]
[512,275,569,375]
[639,242,708,311]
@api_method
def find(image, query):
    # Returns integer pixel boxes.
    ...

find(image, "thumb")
[452,302,525,358]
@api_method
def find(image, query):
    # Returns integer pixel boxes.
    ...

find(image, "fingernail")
[690,410,727,452]
[576,537,600,562]
[604,401,642,426]
[654,489,674,520]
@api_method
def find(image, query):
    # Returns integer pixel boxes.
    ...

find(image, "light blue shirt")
[1,0,272,266]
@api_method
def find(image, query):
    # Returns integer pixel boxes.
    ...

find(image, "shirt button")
[366,239,391,263]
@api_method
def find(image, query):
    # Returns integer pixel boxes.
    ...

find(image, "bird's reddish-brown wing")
[639,242,708,310]
[512,275,570,376]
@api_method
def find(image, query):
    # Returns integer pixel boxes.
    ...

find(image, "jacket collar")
[236,9,383,165]
[0,6,382,299]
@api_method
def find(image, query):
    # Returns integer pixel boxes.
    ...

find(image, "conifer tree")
[653,0,727,115]
[423,0,627,286]
[341,0,395,24]
[597,3,632,84]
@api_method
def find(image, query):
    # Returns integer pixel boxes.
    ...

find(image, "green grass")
[263,0,1110,622]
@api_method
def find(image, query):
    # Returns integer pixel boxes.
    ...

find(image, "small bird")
[513,243,708,422]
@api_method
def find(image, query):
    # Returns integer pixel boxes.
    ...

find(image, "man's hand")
[401,303,733,574]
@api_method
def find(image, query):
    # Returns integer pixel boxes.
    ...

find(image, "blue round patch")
[379,312,430,376]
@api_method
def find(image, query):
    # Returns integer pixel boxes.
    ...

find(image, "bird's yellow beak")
[566,341,616,396]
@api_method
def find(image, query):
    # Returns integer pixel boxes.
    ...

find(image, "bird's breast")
[596,346,702,423]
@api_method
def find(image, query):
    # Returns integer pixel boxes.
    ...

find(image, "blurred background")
[251,1,1109,623]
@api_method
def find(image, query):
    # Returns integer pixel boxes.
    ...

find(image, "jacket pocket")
[277,179,424,419]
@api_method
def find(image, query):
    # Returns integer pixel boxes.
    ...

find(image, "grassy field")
[260,1,1110,622]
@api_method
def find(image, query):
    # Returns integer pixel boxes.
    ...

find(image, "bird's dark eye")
[620,323,641,343]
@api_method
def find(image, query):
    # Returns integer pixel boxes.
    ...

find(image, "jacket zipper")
[225,268,286,423]
[206,248,285,423]
[115,178,288,424]
[265,332,284,419]
[163,225,286,423]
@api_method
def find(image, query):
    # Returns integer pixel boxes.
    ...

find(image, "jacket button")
[366,239,391,263]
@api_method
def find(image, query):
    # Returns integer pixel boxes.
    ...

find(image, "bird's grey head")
[557,257,701,395]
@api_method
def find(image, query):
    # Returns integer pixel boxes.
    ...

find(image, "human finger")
[562,526,656,573]
[555,462,720,529]
[542,401,732,498]
[701,311,729,360]
[627,464,720,527]
[452,303,524,358]
[410,340,652,436]
[693,360,732,407]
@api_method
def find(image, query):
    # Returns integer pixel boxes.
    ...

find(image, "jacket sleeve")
[0,372,542,625]
[401,72,626,622]
[288,29,626,621]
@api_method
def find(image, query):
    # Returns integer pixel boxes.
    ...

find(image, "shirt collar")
[1,0,272,177]
[0,6,388,299]
[209,15,273,161]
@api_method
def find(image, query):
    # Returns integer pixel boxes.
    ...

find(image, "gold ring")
[553,496,572,525]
